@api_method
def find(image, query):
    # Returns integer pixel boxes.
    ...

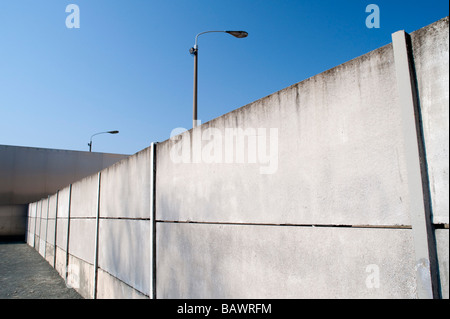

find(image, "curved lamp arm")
[88,130,119,152]
[193,30,248,49]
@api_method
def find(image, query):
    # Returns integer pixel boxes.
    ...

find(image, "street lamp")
[88,130,119,152]
[190,30,248,128]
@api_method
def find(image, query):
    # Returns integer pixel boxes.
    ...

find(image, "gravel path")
[0,241,82,299]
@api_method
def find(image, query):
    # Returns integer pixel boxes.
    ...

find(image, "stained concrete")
[38,198,48,258]
[55,246,67,279]
[67,253,95,299]
[68,219,97,264]
[411,17,449,225]
[96,268,148,299]
[70,174,99,219]
[98,219,150,296]
[157,223,417,299]
[99,147,151,219]
[156,43,412,227]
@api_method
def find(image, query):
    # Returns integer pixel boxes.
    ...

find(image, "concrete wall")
[25,17,449,299]
[55,185,71,279]
[410,18,449,226]
[156,44,414,297]
[0,145,128,238]
[0,145,128,205]
[45,193,57,266]
[409,19,449,299]
[0,205,27,237]
[436,229,449,299]
[156,43,410,227]
[157,224,417,298]
[97,147,151,298]
[25,149,152,299]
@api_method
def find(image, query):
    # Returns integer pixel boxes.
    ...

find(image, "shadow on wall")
[156,217,231,299]
[98,218,150,298]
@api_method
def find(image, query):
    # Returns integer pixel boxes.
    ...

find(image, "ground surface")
[0,241,82,299]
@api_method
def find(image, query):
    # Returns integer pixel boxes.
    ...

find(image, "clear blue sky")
[0,1,448,155]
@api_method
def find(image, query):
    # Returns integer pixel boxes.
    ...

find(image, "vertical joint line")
[44,196,50,259]
[54,191,59,269]
[65,184,72,283]
[93,172,101,299]
[150,142,157,299]
[33,202,38,248]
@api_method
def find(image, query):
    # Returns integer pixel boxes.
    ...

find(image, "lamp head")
[225,31,248,38]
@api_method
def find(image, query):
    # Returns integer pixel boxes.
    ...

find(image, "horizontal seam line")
[45,217,150,220]
[99,217,150,220]
[155,220,412,229]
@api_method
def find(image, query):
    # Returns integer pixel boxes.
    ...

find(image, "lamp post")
[190,30,248,128]
[88,130,119,152]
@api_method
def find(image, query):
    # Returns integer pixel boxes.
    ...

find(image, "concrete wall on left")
[26,147,153,299]
[0,144,128,238]
[0,205,27,237]
[0,145,128,205]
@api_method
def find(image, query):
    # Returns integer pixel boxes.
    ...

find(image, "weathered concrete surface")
[436,229,449,299]
[0,145,127,238]
[53,186,71,274]
[96,268,148,299]
[67,173,99,285]
[55,218,68,251]
[157,223,417,299]
[68,254,95,299]
[26,203,36,247]
[44,194,57,266]
[46,196,57,244]
[0,144,128,206]
[45,241,55,267]
[56,185,71,219]
[68,219,97,265]
[55,246,67,279]
[99,147,150,219]
[47,193,57,220]
[411,17,449,225]
[38,198,48,258]
[157,43,411,227]
[98,219,150,296]
[55,189,69,279]
[70,174,99,219]
[34,200,41,252]
[0,242,82,299]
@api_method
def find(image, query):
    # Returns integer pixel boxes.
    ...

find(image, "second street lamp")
[190,30,248,128]
[88,130,119,152]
